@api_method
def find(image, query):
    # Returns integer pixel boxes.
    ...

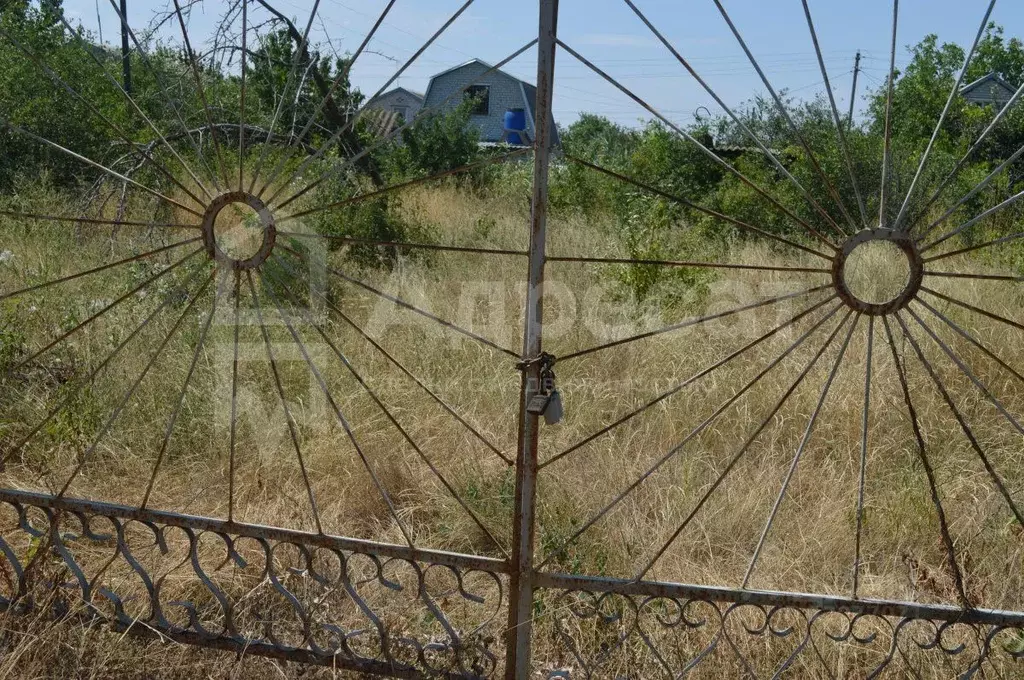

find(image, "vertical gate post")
[506,1,559,678]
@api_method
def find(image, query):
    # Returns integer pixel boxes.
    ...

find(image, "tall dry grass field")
[1,180,1023,677]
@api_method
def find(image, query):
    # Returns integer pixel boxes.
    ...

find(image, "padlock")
[527,392,553,416]
[544,389,564,425]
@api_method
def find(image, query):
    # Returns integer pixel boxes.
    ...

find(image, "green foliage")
[383,99,481,179]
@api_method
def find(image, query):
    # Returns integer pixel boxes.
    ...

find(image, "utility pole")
[119,0,132,95]
[847,50,861,127]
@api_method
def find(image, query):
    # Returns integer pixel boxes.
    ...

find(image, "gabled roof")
[366,86,425,105]
[425,58,561,146]
[425,58,525,92]
[960,72,1017,96]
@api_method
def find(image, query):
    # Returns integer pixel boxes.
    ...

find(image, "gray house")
[422,59,560,147]
[961,73,1018,109]
[365,87,424,121]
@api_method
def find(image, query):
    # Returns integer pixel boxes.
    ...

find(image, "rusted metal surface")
[0,491,507,678]
[4,1,1024,677]
[505,2,560,677]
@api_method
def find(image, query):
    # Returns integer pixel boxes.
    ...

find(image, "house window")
[392,105,408,120]
[465,85,490,115]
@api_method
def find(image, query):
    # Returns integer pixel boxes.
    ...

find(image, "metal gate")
[2,0,1024,676]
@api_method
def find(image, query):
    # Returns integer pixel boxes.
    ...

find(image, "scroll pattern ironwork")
[0,491,506,678]
[546,588,1024,678]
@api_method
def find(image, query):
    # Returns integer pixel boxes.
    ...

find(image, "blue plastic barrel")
[504,108,527,145]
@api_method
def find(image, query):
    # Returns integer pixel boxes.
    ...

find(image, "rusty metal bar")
[879,0,899,228]
[0,210,198,230]
[563,154,832,261]
[892,0,996,231]
[852,315,874,598]
[531,571,1024,628]
[0,120,204,218]
[884,315,971,606]
[268,251,513,465]
[0,238,202,303]
[280,231,527,257]
[0,488,508,573]
[555,39,839,252]
[742,314,860,588]
[505,1,558,677]
[557,284,832,363]
[141,270,228,509]
[171,0,231,189]
[276,147,533,224]
[276,243,520,357]
[548,255,830,274]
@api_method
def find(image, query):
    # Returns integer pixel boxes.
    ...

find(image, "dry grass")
[1,180,1024,677]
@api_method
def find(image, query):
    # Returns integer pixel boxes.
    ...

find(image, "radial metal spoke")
[893,0,997,232]
[228,270,242,523]
[0,27,207,208]
[881,315,970,606]
[556,39,839,252]
[906,305,1024,443]
[251,0,397,196]
[276,148,534,224]
[279,231,526,257]
[105,0,222,193]
[1,265,211,468]
[852,316,874,599]
[894,312,1024,536]
[246,0,324,194]
[743,314,860,588]
[171,0,231,190]
[261,263,507,555]
[238,0,248,192]
[262,0,479,205]
[0,238,203,303]
[277,244,520,358]
[926,270,1024,283]
[266,38,535,210]
[269,251,512,465]
[0,210,198,230]
[1,121,204,218]
[710,0,858,237]
[541,295,839,469]
[915,296,1024,386]
[913,90,1024,241]
[924,229,1024,264]
[879,0,900,229]
[921,186,1024,253]
[637,311,855,581]
[564,155,832,261]
[548,255,830,274]
[921,286,1024,335]
[801,0,869,227]
[56,270,216,498]
[537,301,845,569]
[557,284,832,363]
[53,12,213,202]
[245,271,324,535]
[140,269,228,509]
[623,0,853,240]
[247,270,403,543]
[8,248,205,376]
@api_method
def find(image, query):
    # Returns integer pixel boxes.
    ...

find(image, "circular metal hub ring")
[832,228,923,316]
[200,191,277,270]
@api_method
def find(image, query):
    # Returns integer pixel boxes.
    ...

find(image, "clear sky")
[60,0,1024,128]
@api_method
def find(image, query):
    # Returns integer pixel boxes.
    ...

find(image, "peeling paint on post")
[505,1,559,678]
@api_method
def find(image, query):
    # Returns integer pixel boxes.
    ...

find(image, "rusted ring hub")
[200,191,276,270]
[832,228,923,316]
